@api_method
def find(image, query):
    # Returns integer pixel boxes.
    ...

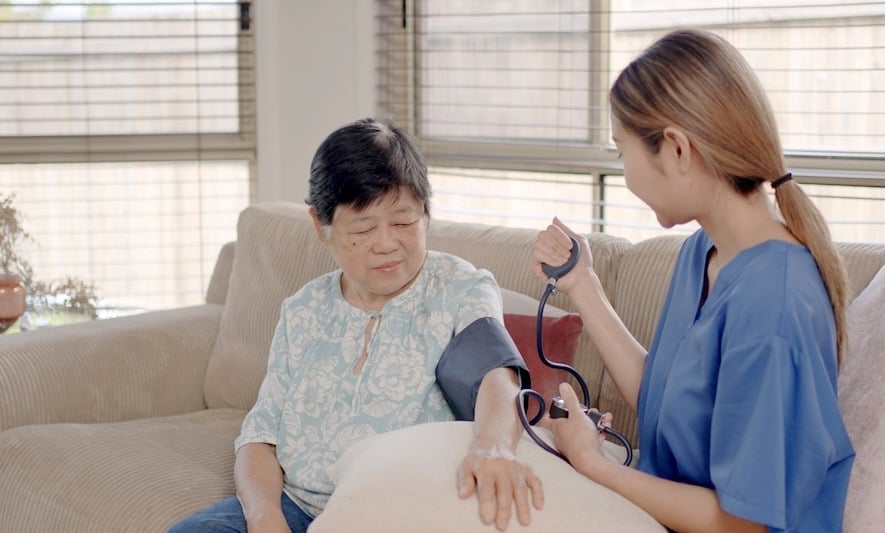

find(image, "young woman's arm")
[550,385,765,533]
[567,271,647,411]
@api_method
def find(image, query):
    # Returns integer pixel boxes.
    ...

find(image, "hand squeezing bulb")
[541,235,580,282]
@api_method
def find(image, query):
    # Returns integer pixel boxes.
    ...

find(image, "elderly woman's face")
[324,187,427,310]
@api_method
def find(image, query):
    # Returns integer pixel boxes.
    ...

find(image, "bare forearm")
[234,442,285,521]
[569,274,646,412]
[461,366,544,530]
[578,456,764,533]
[472,366,523,449]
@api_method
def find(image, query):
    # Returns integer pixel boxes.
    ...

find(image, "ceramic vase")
[0,274,26,333]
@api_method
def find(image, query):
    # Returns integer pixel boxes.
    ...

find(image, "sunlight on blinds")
[1,1,254,316]
[608,0,885,154]
[376,0,884,243]
[0,0,252,138]
[378,0,884,154]
[416,0,592,142]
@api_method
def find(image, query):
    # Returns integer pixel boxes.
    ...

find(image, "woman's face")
[321,187,428,310]
[612,116,689,229]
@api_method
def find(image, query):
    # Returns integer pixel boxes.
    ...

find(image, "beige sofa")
[0,202,882,532]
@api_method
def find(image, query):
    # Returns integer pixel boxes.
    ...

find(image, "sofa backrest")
[202,202,633,412]
[203,202,885,446]
[204,203,337,410]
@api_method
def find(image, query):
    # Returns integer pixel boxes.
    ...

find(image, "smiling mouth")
[374,261,401,272]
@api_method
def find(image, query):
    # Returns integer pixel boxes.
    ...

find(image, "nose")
[372,224,398,253]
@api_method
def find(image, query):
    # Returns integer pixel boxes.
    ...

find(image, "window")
[376,0,885,243]
[1,0,254,313]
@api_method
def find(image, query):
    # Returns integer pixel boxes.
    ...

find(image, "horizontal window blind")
[3,161,249,312]
[375,0,885,243]
[1,0,254,320]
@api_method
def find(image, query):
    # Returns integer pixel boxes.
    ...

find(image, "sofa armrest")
[206,241,236,305]
[0,304,223,431]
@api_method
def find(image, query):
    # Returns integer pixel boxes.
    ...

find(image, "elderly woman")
[170,118,543,532]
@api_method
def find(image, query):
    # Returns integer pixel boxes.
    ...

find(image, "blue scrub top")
[636,230,854,532]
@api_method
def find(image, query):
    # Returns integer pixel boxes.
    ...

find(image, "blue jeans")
[168,493,313,532]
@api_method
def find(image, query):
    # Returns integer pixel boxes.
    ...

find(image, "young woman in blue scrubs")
[533,30,853,532]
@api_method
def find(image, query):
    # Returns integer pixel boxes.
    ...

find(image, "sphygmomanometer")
[436,234,633,466]
[518,235,633,465]
[436,316,530,421]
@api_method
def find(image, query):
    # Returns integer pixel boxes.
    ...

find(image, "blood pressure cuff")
[436,317,531,421]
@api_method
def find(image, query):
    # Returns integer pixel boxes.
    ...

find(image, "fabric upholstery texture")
[205,241,236,305]
[0,408,244,532]
[840,265,885,533]
[204,203,337,410]
[308,421,665,533]
[0,305,222,432]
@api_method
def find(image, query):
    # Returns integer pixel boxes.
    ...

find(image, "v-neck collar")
[696,231,803,320]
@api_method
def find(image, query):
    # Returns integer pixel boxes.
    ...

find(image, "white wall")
[255,0,375,204]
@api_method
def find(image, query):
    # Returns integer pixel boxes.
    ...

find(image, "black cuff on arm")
[435,317,531,421]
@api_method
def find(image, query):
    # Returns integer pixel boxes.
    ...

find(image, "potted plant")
[0,193,34,286]
[0,193,99,331]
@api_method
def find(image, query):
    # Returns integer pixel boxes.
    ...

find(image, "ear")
[661,126,693,174]
[308,206,328,244]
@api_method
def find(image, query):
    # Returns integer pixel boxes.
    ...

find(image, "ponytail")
[774,179,849,368]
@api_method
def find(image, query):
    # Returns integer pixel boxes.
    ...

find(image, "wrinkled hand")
[544,383,612,476]
[457,441,544,531]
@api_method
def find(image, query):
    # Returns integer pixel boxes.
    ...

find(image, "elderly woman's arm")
[234,443,288,531]
[457,366,544,531]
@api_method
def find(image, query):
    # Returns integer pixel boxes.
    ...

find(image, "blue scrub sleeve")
[711,336,837,530]
[436,317,530,421]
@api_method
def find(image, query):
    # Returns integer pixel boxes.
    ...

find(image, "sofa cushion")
[835,242,885,301]
[205,203,336,410]
[840,264,885,532]
[308,421,665,533]
[0,408,244,532]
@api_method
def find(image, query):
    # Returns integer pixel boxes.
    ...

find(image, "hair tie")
[771,172,793,189]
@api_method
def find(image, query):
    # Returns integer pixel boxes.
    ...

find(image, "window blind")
[375,0,885,243]
[1,0,254,316]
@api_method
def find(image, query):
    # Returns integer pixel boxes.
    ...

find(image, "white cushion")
[840,265,885,532]
[308,421,664,533]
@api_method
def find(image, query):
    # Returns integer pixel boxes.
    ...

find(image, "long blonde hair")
[610,29,848,366]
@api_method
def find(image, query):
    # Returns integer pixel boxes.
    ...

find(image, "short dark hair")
[305,118,431,225]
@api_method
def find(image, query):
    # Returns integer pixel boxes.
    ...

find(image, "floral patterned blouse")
[234,251,504,517]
